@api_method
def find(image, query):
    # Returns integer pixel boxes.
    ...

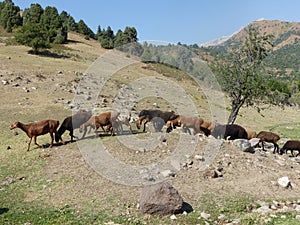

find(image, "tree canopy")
[211,26,288,124]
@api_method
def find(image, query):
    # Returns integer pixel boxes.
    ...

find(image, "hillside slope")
[200,20,300,80]
[1,31,300,224]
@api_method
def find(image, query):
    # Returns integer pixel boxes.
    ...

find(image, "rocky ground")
[1,32,300,224]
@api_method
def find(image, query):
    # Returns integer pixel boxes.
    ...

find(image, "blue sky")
[13,0,300,44]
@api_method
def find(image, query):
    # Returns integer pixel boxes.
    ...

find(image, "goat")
[10,120,64,151]
[166,115,204,135]
[55,110,92,142]
[280,140,300,157]
[136,109,178,132]
[256,131,280,153]
[79,111,119,138]
[211,124,248,140]
[246,130,257,140]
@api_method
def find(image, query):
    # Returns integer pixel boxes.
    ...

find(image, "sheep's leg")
[143,120,148,132]
[27,137,33,151]
[49,132,54,148]
[69,130,77,142]
[55,131,65,145]
[261,141,265,151]
[273,143,279,154]
[34,136,42,148]
[81,126,88,139]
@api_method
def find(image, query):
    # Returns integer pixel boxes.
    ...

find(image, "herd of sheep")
[9,108,300,156]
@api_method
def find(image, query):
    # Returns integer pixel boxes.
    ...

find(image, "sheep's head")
[10,121,19,130]
[79,124,85,133]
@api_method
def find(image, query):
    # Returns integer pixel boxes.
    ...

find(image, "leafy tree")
[114,26,138,48]
[0,0,22,32]
[22,3,43,25]
[99,26,114,49]
[77,19,95,39]
[40,6,66,43]
[15,23,49,54]
[212,26,279,124]
[60,11,77,32]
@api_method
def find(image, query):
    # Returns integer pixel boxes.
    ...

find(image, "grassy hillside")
[1,31,300,225]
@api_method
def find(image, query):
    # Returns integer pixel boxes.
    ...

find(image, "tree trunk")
[228,101,244,124]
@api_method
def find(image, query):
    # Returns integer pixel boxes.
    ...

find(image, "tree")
[22,3,44,25]
[99,26,114,49]
[77,19,95,39]
[40,6,66,43]
[15,23,49,54]
[0,1,22,32]
[212,26,277,124]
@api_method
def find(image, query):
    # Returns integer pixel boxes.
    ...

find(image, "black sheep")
[211,124,248,140]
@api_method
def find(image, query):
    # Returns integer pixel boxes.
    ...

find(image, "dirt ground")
[1,32,300,218]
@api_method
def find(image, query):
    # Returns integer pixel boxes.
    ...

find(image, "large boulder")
[140,182,183,215]
[233,139,255,153]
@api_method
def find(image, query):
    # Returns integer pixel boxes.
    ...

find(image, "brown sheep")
[246,130,257,140]
[166,115,204,135]
[10,120,64,151]
[136,109,178,132]
[280,140,300,157]
[79,111,119,138]
[256,131,280,153]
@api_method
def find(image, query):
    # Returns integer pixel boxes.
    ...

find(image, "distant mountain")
[199,20,300,80]
[199,26,244,47]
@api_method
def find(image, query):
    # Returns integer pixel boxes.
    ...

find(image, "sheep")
[279,140,300,157]
[55,110,92,142]
[136,109,178,132]
[256,131,280,153]
[115,111,132,134]
[246,130,257,140]
[79,111,119,138]
[211,124,248,140]
[199,121,216,136]
[166,115,204,135]
[10,120,64,151]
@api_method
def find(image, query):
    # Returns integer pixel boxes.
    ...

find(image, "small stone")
[194,155,205,161]
[270,205,277,210]
[160,170,176,178]
[170,214,177,220]
[295,205,300,212]
[218,214,225,220]
[6,146,11,150]
[296,215,300,220]
[281,215,286,219]
[277,176,292,188]
[200,211,210,219]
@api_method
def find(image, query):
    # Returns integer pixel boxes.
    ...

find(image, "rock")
[203,169,222,178]
[2,80,9,85]
[170,214,177,220]
[140,182,183,215]
[249,138,260,147]
[200,211,211,219]
[295,205,300,212]
[233,139,254,153]
[194,154,205,161]
[160,170,176,178]
[277,176,292,188]
[296,215,300,220]
[254,205,272,214]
